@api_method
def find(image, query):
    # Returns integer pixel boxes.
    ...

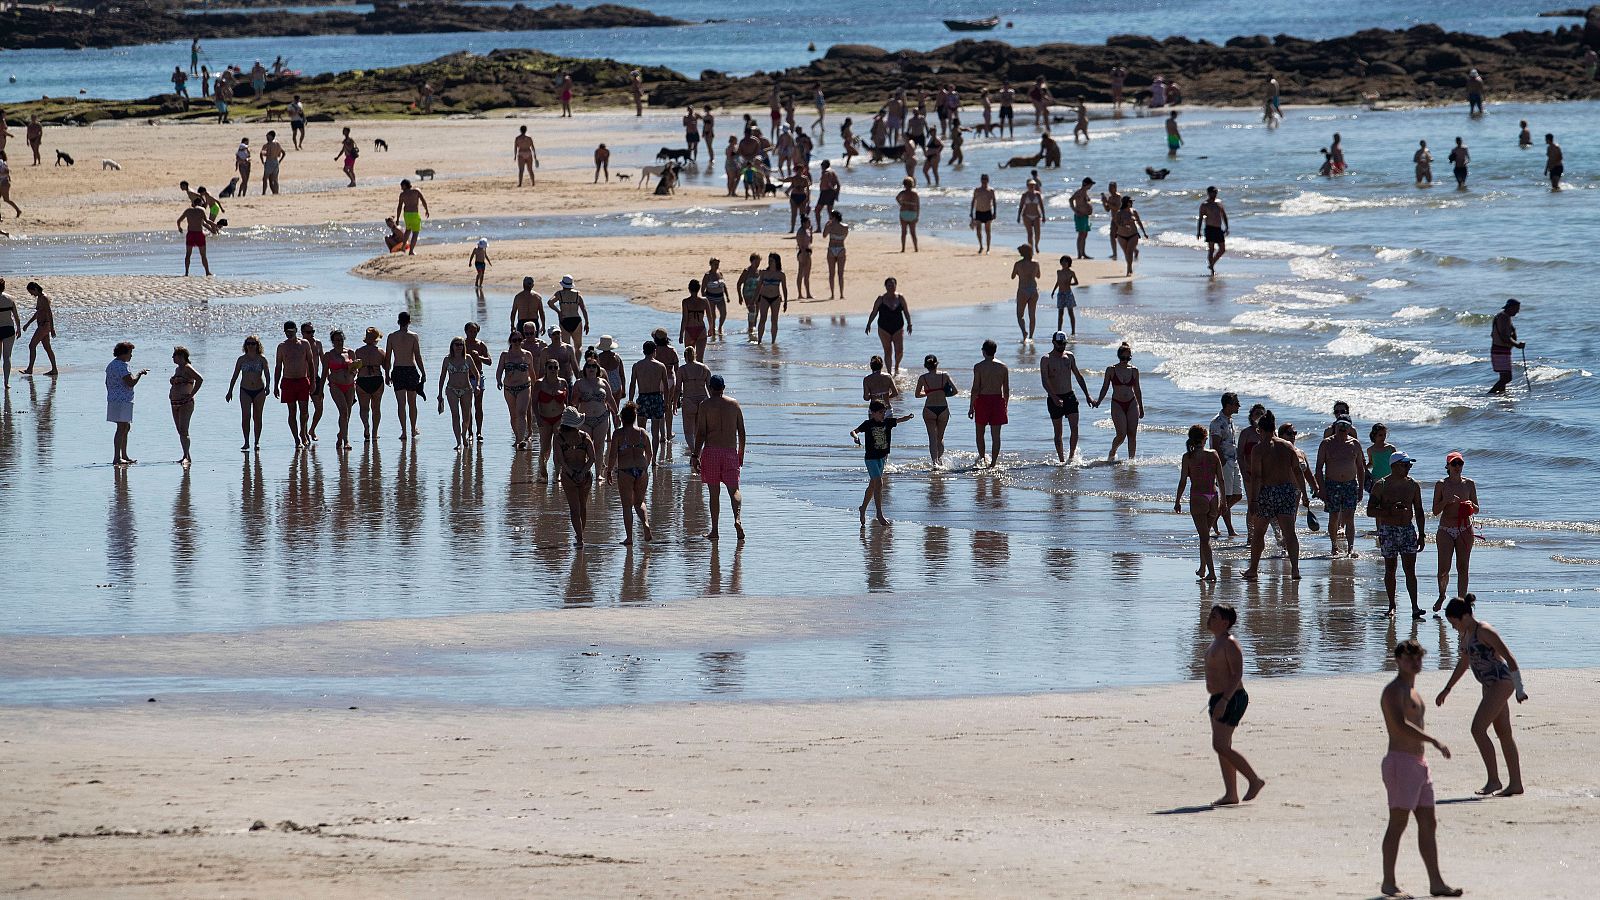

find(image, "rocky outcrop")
[1,2,686,51]
[650,10,1600,108]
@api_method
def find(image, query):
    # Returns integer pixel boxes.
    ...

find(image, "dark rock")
[1368,60,1407,76]
[825,44,891,61]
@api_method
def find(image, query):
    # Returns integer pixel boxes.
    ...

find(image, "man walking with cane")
[1488,299,1525,395]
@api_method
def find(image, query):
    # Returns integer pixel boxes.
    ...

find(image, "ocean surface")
[2,97,1597,707]
[0,0,1573,104]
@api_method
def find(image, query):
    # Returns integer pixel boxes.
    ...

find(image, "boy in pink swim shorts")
[1379,640,1461,898]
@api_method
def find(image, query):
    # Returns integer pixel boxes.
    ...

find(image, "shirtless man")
[998,84,1016,138]
[514,126,539,187]
[1447,137,1470,188]
[969,173,997,253]
[1196,186,1229,275]
[1040,331,1092,462]
[1244,409,1309,580]
[968,339,1010,468]
[177,198,214,276]
[676,346,712,459]
[1010,245,1041,342]
[1165,111,1182,157]
[300,321,326,441]
[385,310,426,440]
[1100,181,1123,260]
[510,276,545,333]
[1071,97,1089,143]
[274,320,316,447]
[259,130,285,195]
[629,341,670,464]
[679,279,711,360]
[692,374,746,541]
[593,143,610,183]
[1368,451,1427,618]
[394,179,429,255]
[1380,640,1461,899]
[1544,133,1563,191]
[813,159,839,230]
[1488,298,1524,394]
[1316,417,1368,557]
[1205,603,1266,806]
[682,106,700,161]
[1068,177,1094,260]
[544,328,578,382]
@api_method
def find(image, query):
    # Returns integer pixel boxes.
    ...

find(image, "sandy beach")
[2,669,1594,897]
[355,233,1126,319]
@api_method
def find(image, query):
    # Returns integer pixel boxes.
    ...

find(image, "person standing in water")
[106,342,148,465]
[605,402,654,545]
[850,400,915,526]
[1330,132,1346,174]
[1432,451,1478,612]
[1164,111,1182,156]
[1196,186,1229,275]
[914,354,955,468]
[1316,417,1367,558]
[693,374,746,542]
[1436,594,1528,797]
[1414,140,1433,185]
[1380,640,1461,900]
[1543,133,1563,191]
[386,310,425,441]
[1209,393,1244,539]
[1487,298,1524,394]
[1368,451,1427,618]
[1069,177,1095,260]
[1242,409,1309,580]
[1203,603,1265,803]
[166,346,203,466]
[1177,427,1227,580]
[1094,342,1144,460]
[1447,137,1470,188]
[1041,331,1092,463]
[274,320,315,449]
[968,339,1010,468]
[864,278,911,374]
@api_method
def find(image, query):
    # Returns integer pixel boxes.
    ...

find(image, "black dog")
[867,144,906,163]
[54,150,75,166]
[374,139,389,152]
[1145,167,1171,180]
[217,177,239,199]
[655,146,693,164]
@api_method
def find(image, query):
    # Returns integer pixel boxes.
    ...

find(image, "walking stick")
[1521,346,1533,396]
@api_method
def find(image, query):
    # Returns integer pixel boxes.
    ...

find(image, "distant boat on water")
[943,16,1000,32]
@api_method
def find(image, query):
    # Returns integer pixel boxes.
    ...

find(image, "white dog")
[101,159,122,171]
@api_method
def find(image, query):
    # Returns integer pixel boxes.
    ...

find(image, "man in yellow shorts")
[394,178,430,255]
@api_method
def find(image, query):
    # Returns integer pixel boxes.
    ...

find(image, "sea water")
[1,99,1597,707]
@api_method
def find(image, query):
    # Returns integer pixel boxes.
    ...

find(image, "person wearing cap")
[595,335,626,411]
[651,330,682,442]
[1488,299,1524,395]
[1466,68,1484,115]
[1196,186,1229,275]
[692,374,746,541]
[394,179,429,255]
[850,400,915,526]
[1316,415,1368,558]
[1068,177,1095,260]
[1368,450,1427,617]
[510,276,545,335]
[1431,451,1479,612]
[554,407,597,546]
[548,275,589,347]
[1040,331,1093,463]
[1209,393,1244,539]
[468,239,491,289]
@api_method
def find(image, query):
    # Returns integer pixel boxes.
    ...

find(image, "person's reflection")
[330,446,358,550]
[672,469,703,541]
[697,650,746,694]
[170,467,197,602]
[862,524,892,592]
[1110,550,1141,580]
[1321,563,1362,658]
[405,285,423,317]
[1042,547,1075,585]
[1239,576,1303,677]
[619,545,650,603]
[563,548,595,607]
[281,448,322,561]
[474,285,488,321]
[392,439,422,548]
[29,376,57,461]
[972,528,1009,569]
[926,470,948,511]
[444,449,484,557]
[239,453,268,565]
[0,391,16,476]
[922,524,950,580]
[106,466,137,597]
[706,533,744,596]
[973,471,1003,511]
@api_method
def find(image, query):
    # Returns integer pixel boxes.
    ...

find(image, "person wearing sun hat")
[1368,450,1427,618]
[554,406,597,547]
[548,274,589,347]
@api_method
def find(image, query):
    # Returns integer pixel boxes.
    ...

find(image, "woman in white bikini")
[436,337,481,451]
[822,211,850,300]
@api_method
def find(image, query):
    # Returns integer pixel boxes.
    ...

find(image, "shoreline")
[2,669,1594,896]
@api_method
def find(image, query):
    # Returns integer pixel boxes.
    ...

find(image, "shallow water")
[2,103,1597,707]
[1,0,1566,104]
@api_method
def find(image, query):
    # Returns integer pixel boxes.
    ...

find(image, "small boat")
[943,16,1000,32]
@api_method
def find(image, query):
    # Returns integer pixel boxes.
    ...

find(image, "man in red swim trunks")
[274,319,316,448]
[692,374,746,542]
[967,338,1010,467]
[177,197,214,276]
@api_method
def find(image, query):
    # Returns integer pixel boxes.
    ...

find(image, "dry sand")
[354,233,1125,319]
[2,669,1594,898]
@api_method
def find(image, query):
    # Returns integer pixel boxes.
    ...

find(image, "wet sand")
[3,669,1594,897]
[354,233,1127,318]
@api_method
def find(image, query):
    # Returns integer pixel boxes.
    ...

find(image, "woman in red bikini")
[1094,342,1144,461]
[322,329,357,452]
[534,358,570,481]
[1432,451,1479,612]
[1175,424,1226,580]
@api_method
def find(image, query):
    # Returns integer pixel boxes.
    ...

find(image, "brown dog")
[999,152,1045,169]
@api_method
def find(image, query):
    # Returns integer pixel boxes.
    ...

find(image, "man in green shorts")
[1068,176,1095,260]
[1165,111,1182,157]
[394,179,429,255]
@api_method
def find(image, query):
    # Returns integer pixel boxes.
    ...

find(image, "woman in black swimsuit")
[223,335,272,452]
[913,353,955,468]
[556,408,597,547]
[864,277,913,374]
[497,331,535,450]
[352,326,388,443]
[605,402,654,545]
[168,346,204,466]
